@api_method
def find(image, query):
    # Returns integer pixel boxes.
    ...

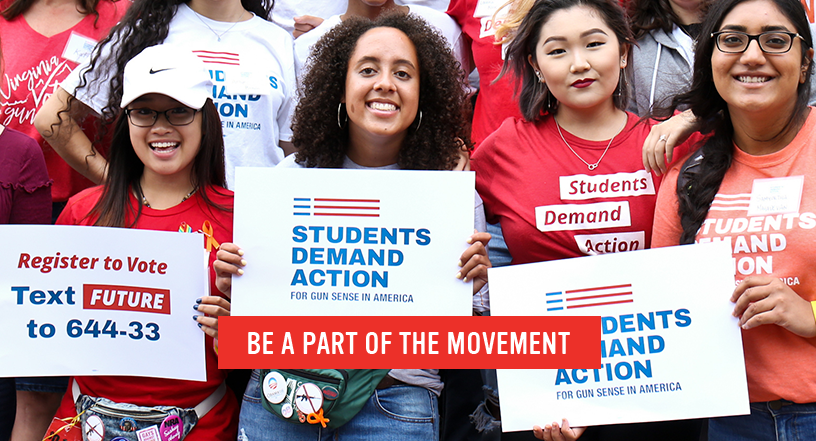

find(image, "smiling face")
[343,26,420,164]
[712,0,811,118]
[127,93,202,182]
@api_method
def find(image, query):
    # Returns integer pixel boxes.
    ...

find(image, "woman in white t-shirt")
[34,0,296,190]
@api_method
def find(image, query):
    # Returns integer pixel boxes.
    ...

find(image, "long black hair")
[88,99,228,227]
[292,12,472,171]
[672,0,813,244]
[499,0,633,122]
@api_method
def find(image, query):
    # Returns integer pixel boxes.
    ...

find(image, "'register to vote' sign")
[488,242,749,431]
[231,167,475,317]
[0,225,208,381]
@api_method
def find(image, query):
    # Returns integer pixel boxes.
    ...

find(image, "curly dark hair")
[669,0,813,244]
[292,12,472,170]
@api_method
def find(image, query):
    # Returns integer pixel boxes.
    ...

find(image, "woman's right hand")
[214,243,245,296]
[533,419,585,441]
[642,109,698,176]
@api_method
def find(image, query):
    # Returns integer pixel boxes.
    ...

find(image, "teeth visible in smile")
[369,102,397,111]
[150,142,178,149]
[737,76,771,83]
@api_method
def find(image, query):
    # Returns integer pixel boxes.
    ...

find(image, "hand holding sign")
[533,419,585,441]
[458,230,491,294]
[214,243,245,296]
[731,276,816,338]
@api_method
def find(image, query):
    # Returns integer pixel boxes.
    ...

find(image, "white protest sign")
[232,167,474,316]
[489,242,749,431]
[0,225,207,381]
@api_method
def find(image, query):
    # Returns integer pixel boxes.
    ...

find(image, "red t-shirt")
[0,1,126,202]
[54,185,238,439]
[473,113,693,264]
[447,0,522,147]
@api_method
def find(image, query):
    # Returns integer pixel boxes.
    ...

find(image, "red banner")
[219,316,601,369]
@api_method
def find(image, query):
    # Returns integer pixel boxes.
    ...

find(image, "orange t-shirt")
[652,110,816,403]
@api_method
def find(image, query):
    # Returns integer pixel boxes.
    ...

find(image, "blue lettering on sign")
[210,70,227,82]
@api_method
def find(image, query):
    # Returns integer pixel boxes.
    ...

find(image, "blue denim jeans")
[238,370,438,441]
[15,376,68,393]
[708,401,816,441]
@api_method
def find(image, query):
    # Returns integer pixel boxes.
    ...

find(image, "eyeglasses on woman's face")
[125,107,199,127]
[711,30,804,54]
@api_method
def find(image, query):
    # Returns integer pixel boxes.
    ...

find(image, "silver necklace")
[191,8,247,42]
[142,188,197,209]
[554,115,627,171]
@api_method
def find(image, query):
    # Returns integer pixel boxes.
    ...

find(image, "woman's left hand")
[731,276,816,338]
[458,231,491,294]
[193,295,231,341]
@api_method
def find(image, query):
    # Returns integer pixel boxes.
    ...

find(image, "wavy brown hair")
[292,12,472,170]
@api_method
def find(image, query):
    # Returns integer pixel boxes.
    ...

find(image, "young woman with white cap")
[54,44,237,440]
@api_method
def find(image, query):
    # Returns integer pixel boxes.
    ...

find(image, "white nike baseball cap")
[120,45,212,109]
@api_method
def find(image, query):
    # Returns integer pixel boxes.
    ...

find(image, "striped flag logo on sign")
[545,284,633,311]
[293,198,380,217]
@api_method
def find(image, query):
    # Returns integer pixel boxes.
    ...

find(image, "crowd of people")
[1,0,815,440]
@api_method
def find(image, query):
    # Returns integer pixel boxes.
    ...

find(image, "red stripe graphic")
[313,206,379,210]
[567,292,633,302]
[565,283,632,294]
[193,50,240,57]
[314,213,379,217]
[193,51,240,66]
[567,299,634,309]
[314,198,380,203]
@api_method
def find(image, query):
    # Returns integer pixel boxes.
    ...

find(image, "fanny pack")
[259,369,390,430]
[72,379,225,441]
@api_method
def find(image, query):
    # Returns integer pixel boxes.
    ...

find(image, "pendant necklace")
[192,8,247,42]
[554,114,627,171]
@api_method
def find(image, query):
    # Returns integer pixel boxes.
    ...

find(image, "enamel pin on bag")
[259,369,390,429]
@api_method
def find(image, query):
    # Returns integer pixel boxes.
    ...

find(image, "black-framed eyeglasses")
[125,107,199,127]
[711,31,804,54]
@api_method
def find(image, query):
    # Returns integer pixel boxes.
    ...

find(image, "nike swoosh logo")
[149,67,174,74]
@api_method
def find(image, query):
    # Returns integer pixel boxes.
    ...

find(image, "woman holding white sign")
[470,0,703,439]
[652,0,816,438]
[215,12,491,441]
[55,45,237,439]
